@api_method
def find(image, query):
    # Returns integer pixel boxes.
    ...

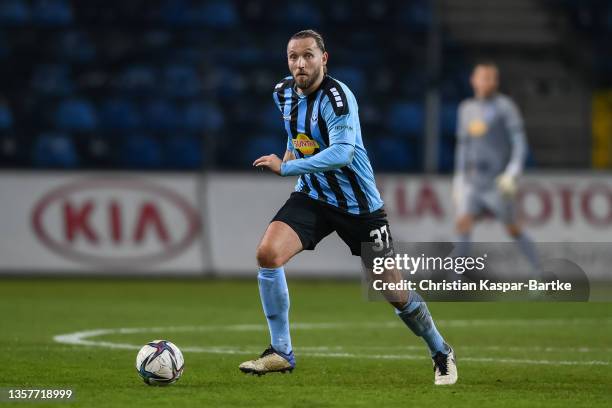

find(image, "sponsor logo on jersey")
[292,133,319,155]
[334,125,353,132]
[468,119,488,137]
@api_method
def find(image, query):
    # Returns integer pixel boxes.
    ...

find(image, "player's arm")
[278,143,354,176]
[502,99,527,178]
[253,143,354,175]
[452,103,468,205]
[497,99,527,195]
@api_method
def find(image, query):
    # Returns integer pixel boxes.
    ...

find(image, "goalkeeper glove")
[496,173,517,196]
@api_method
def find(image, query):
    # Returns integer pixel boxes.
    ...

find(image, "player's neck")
[475,91,497,100]
[296,72,326,96]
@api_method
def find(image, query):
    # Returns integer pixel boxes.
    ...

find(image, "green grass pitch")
[1,278,611,407]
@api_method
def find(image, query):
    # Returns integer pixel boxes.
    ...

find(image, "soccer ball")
[136,340,184,386]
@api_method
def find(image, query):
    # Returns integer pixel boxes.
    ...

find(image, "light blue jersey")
[274,75,383,215]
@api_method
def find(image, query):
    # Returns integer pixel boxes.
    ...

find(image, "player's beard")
[294,69,322,92]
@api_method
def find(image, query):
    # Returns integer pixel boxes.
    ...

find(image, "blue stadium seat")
[193,1,239,28]
[328,1,353,23]
[119,134,162,168]
[82,136,113,166]
[387,102,425,135]
[55,31,96,63]
[370,137,419,172]
[160,0,190,26]
[182,102,224,132]
[99,99,142,130]
[169,47,202,65]
[438,138,455,173]
[400,72,427,98]
[0,103,13,130]
[117,65,157,95]
[216,47,263,65]
[163,65,201,98]
[30,64,73,96]
[164,134,203,169]
[208,68,246,101]
[359,103,383,127]
[55,98,98,131]
[441,69,471,100]
[142,99,180,130]
[32,132,79,168]
[332,66,366,97]
[141,30,172,51]
[285,1,322,26]
[162,0,239,27]
[440,102,459,136]
[0,0,29,25]
[396,0,431,31]
[259,105,282,131]
[31,0,72,26]
[0,134,25,165]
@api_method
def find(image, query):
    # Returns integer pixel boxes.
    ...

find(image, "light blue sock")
[515,232,541,277]
[258,267,292,354]
[454,232,471,257]
[396,291,449,356]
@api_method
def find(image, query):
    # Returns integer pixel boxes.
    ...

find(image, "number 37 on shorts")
[369,224,393,253]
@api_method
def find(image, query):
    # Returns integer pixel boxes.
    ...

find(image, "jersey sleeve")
[280,143,354,176]
[454,102,468,174]
[501,98,527,177]
[502,98,524,134]
[320,89,357,147]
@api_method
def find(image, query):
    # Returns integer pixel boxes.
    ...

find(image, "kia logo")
[31,178,200,267]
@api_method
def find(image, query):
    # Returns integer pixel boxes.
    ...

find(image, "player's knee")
[505,224,522,238]
[256,244,285,268]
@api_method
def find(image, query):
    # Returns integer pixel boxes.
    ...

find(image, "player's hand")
[253,154,282,175]
[496,173,517,196]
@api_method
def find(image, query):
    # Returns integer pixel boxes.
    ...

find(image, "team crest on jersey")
[311,105,318,123]
[468,119,488,137]
[293,133,319,155]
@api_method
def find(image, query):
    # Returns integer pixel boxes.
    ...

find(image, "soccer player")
[453,62,540,272]
[239,29,458,385]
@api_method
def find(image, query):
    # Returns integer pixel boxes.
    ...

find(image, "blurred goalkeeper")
[453,62,539,271]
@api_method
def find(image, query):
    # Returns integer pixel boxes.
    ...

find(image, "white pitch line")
[55,317,612,338]
[300,345,612,353]
[52,321,612,367]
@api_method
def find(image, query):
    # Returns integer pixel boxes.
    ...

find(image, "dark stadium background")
[1,0,610,172]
